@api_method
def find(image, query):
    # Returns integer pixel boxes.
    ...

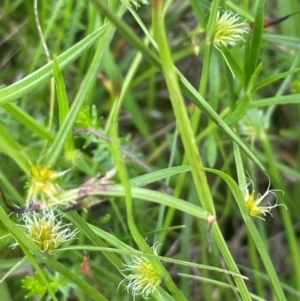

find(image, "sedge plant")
[1,0,300,300]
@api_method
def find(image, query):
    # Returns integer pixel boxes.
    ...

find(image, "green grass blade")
[2,103,54,141]
[250,94,300,107]
[53,56,75,152]
[0,24,110,105]
[0,125,30,173]
[152,1,252,299]
[130,165,191,186]
[224,96,250,125]
[178,274,266,301]
[243,0,265,86]
[43,24,114,166]
[263,33,300,48]
[66,211,122,270]
[58,185,209,221]
[178,74,264,170]
[253,67,300,92]
[220,45,245,83]
[205,167,288,301]
[90,0,264,170]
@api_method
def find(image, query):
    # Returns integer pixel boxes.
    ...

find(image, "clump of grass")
[1,0,300,300]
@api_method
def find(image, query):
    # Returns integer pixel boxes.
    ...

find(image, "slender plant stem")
[259,133,300,292]
[152,1,251,300]
[233,144,288,301]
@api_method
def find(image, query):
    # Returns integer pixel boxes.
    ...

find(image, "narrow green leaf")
[238,266,300,299]
[130,165,191,186]
[247,62,263,93]
[0,125,30,173]
[59,245,247,279]
[253,67,300,92]
[220,45,245,83]
[66,211,122,270]
[188,0,205,21]
[178,274,266,301]
[90,0,264,170]
[58,185,209,221]
[224,96,250,125]
[53,57,74,152]
[0,257,27,283]
[263,33,300,48]
[178,75,264,170]
[2,103,54,141]
[205,168,288,301]
[244,0,265,85]
[250,94,300,108]
[207,133,217,167]
[43,23,115,167]
[0,24,109,105]
[225,1,254,22]
[0,171,24,205]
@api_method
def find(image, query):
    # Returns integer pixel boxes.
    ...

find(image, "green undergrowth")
[1,0,300,300]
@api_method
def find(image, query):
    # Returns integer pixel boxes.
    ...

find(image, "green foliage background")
[1,0,300,300]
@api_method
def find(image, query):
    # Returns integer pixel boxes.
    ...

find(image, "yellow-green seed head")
[119,244,161,298]
[22,209,78,252]
[214,10,250,48]
[242,174,286,220]
[26,163,69,205]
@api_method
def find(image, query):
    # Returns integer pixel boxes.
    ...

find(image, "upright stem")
[152,1,251,300]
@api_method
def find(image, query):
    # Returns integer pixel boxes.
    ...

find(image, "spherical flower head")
[119,244,161,298]
[241,174,286,220]
[22,208,78,252]
[214,10,250,48]
[26,163,70,205]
